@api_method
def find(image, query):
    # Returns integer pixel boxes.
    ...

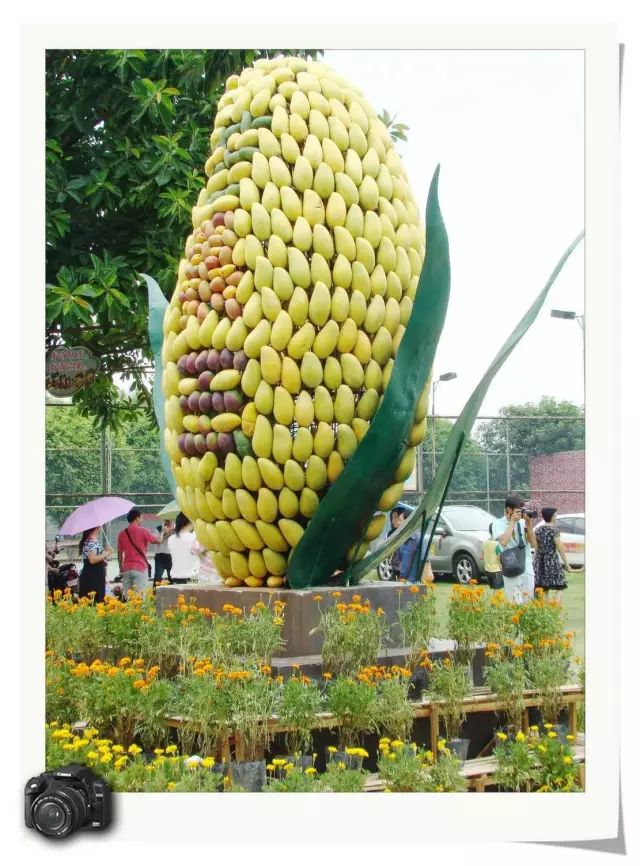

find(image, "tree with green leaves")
[475,397,585,491]
[46,48,319,430]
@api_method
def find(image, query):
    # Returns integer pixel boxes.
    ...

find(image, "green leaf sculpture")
[287,166,451,588]
[142,272,176,496]
[349,229,585,582]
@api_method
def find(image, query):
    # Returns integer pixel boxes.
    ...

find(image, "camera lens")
[32,790,86,838]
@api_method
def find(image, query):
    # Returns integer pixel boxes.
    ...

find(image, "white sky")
[325,49,585,417]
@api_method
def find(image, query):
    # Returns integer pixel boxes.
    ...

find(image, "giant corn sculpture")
[161,55,437,589]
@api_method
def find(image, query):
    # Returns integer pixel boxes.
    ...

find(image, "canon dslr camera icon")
[25,764,111,839]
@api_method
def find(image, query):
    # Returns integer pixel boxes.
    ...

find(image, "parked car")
[535,512,585,569]
[371,503,497,584]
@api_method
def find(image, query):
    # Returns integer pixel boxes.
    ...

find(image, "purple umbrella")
[59,496,136,536]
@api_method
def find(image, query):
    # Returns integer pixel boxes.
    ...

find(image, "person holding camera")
[534,506,574,600]
[492,493,538,604]
[152,519,174,586]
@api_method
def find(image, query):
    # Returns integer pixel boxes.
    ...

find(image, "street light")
[550,309,584,331]
[431,372,457,477]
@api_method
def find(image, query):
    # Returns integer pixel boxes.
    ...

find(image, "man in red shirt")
[117,508,161,600]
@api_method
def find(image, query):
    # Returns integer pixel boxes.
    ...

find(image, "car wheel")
[453,553,479,585]
[377,558,395,581]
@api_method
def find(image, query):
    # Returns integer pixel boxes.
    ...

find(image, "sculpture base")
[155,581,429,658]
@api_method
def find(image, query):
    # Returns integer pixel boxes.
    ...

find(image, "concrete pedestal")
[155,581,428,658]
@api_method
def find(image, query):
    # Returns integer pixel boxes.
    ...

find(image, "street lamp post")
[431,372,457,478]
[551,309,584,336]
[550,308,585,376]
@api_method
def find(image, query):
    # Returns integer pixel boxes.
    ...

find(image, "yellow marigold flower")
[132,679,147,689]
[391,740,403,749]
[515,732,526,742]
[100,753,112,764]
[544,723,554,730]
[304,767,317,776]
[52,729,72,740]
[337,761,346,770]
[284,763,294,773]
[165,744,178,754]
[327,746,337,754]
[313,595,322,602]
[128,744,142,756]
[379,737,390,745]
[62,743,75,751]
[496,732,508,741]
[547,731,558,739]
[272,758,287,766]
[538,745,547,753]
[118,657,131,667]
[564,756,573,765]
[530,725,539,732]
[388,753,397,761]
[86,751,99,760]
[202,757,215,769]
[154,748,165,756]
[114,756,128,769]
[566,734,575,742]
[166,782,176,791]
[111,745,124,754]
[266,764,275,772]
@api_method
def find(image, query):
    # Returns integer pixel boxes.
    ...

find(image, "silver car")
[373,504,496,584]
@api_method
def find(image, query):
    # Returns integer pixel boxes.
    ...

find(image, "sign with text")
[46,347,100,397]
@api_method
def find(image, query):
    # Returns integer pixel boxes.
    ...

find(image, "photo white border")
[19,18,620,852]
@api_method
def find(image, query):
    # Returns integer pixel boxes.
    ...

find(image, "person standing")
[192,538,223,583]
[492,493,538,604]
[152,520,174,587]
[117,508,161,600]
[167,513,199,584]
[483,523,503,591]
[78,526,112,603]
[534,507,574,600]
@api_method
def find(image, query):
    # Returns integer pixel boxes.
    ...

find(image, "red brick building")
[527,450,585,513]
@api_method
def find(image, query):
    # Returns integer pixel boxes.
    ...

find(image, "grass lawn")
[429,568,585,662]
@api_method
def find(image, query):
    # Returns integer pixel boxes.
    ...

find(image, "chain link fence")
[46,411,584,551]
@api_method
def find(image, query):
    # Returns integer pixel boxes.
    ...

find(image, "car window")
[573,517,585,535]
[556,518,575,534]
[443,507,494,531]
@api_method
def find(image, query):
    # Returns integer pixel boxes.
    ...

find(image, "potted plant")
[325,675,377,761]
[227,667,280,792]
[447,583,489,681]
[525,636,573,725]
[427,656,470,762]
[172,662,232,760]
[397,586,438,695]
[377,739,431,792]
[370,668,414,743]
[312,594,387,678]
[483,644,528,734]
[277,673,323,766]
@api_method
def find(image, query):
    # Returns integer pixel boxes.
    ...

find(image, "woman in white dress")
[167,513,199,584]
